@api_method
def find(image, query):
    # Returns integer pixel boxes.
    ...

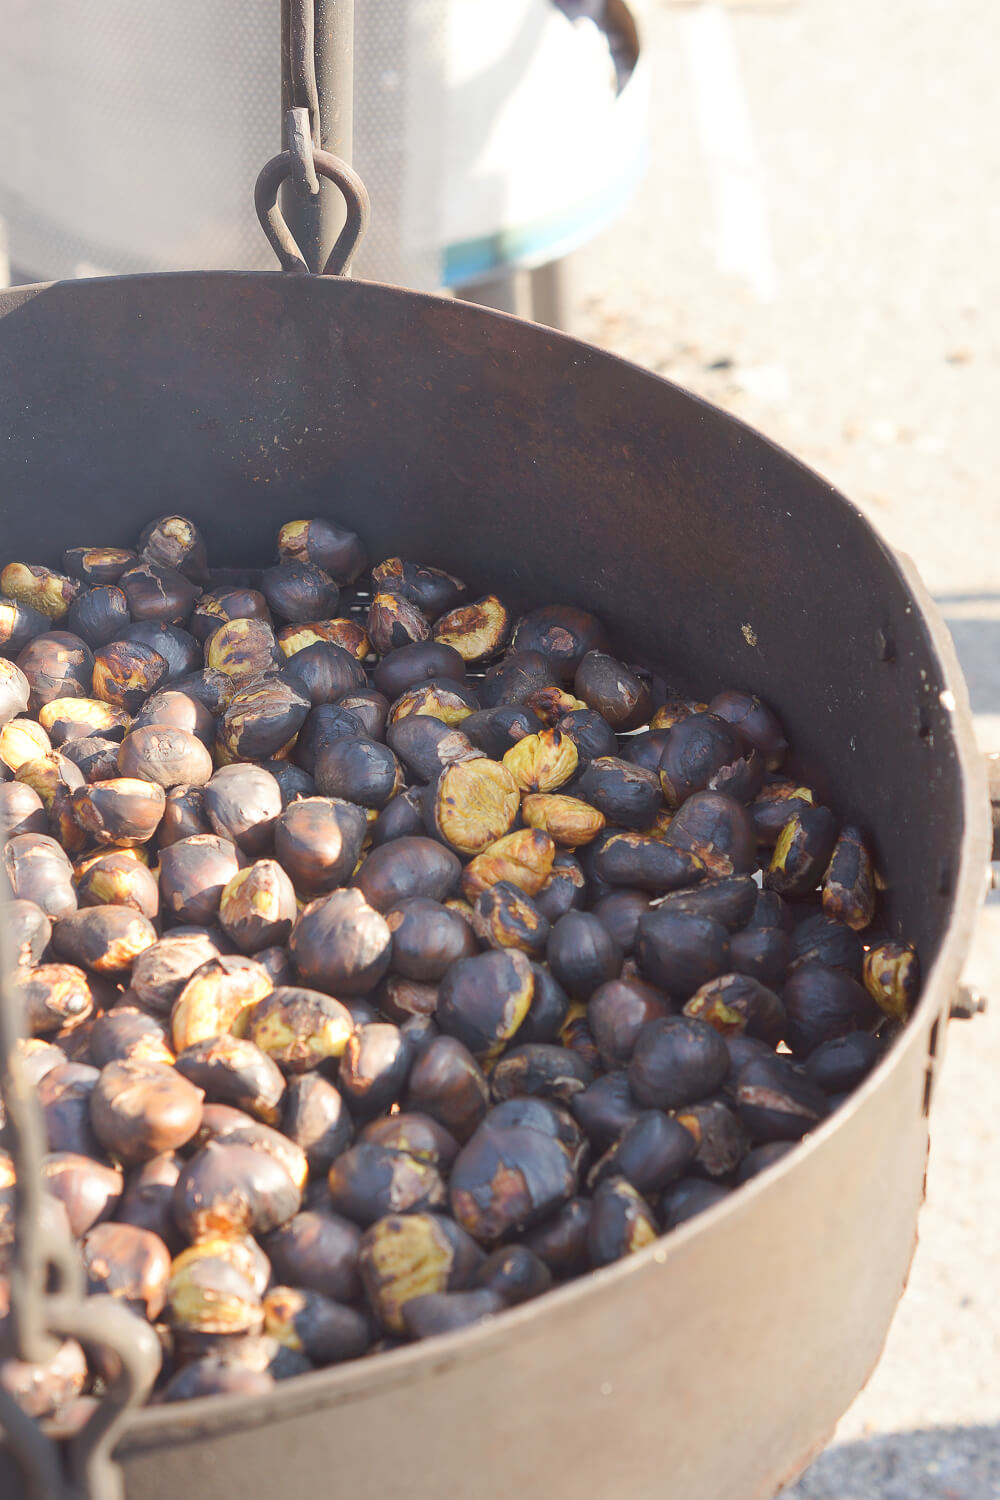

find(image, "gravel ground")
[565,1,1000,1493]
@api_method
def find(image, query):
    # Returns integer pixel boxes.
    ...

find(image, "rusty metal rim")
[16,270,974,1452]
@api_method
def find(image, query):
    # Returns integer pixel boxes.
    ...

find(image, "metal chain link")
[256,0,369,274]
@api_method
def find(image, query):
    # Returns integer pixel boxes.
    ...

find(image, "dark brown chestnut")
[804,1031,882,1093]
[587,1176,659,1266]
[277,517,368,585]
[404,1035,489,1142]
[39,1152,122,1236]
[117,725,213,789]
[0,596,53,653]
[37,1062,103,1157]
[138,515,209,583]
[367,591,430,654]
[272,795,367,895]
[4,897,52,969]
[588,977,674,1070]
[782,960,880,1056]
[53,905,157,975]
[89,1009,173,1068]
[116,1151,184,1251]
[218,859,297,953]
[707,690,788,771]
[130,931,223,1015]
[173,1140,301,1240]
[328,1143,446,1227]
[174,1036,286,1125]
[821,824,876,932]
[355,835,462,911]
[282,1074,354,1174]
[683,972,786,1044]
[358,1211,484,1335]
[371,558,467,621]
[314,735,402,809]
[436,949,534,1061]
[660,1176,732,1229]
[158,784,212,846]
[522,1196,592,1276]
[385,896,478,981]
[510,606,610,682]
[649,874,758,931]
[63,547,137,586]
[59,736,123,784]
[472,882,550,956]
[91,638,167,713]
[261,562,339,624]
[489,1043,594,1106]
[573,651,651,730]
[263,1284,369,1364]
[15,963,92,1037]
[663,790,756,877]
[217,676,311,762]
[658,713,761,808]
[590,831,704,893]
[750,782,817,847]
[4,831,77,917]
[72,777,165,845]
[337,1023,413,1121]
[117,560,199,625]
[289,889,392,996]
[764,805,839,897]
[574,755,661,830]
[635,911,730,999]
[158,834,242,927]
[89,1058,203,1163]
[0,781,49,841]
[283,640,367,707]
[265,1207,363,1304]
[190,587,271,643]
[18,631,94,711]
[733,1055,830,1142]
[546,910,622,999]
[628,1015,730,1110]
[449,1121,576,1243]
[65,585,132,649]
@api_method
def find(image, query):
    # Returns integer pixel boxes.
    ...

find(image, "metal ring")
[254,149,371,276]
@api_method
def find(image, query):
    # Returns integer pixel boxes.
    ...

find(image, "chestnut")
[522,685,588,726]
[39,1151,122,1236]
[649,874,758,931]
[174,1036,286,1125]
[89,1058,204,1162]
[218,860,297,952]
[367,591,430,654]
[588,977,674,1070]
[628,1015,730,1110]
[546,910,622,999]
[37,1062,103,1157]
[821,824,876,932]
[735,1141,797,1183]
[193,1109,306,1191]
[289,889,392,995]
[170,667,235,715]
[283,640,367,707]
[4,831,77,917]
[138,515,209,583]
[589,1110,695,1197]
[0,595,51,653]
[658,713,760,808]
[91,638,167,713]
[573,651,651,731]
[355,835,462,911]
[338,1022,413,1120]
[750,782,816,847]
[158,784,212,846]
[477,651,558,710]
[472,883,550,956]
[15,963,92,1036]
[432,594,510,662]
[261,561,339,623]
[373,974,439,1025]
[282,1074,354,1174]
[385,896,478,981]
[764,805,839,897]
[728,925,792,991]
[173,1140,301,1240]
[707,689,788,771]
[591,890,652,955]
[64,585,132,649]
[472,1245,553,1306]
[570,1070,644,1150]
[672,1097,750,1177]
[170,956,273,1052]
[590,831,704,893]
[402,1288,502,1340]
[58,735,122,784]
[587,1177,659,1266]
[159,834,242,926]
[0,1336,89,1421]
[124,623,198,686]
[190,587,271,643]
[265,1207,362,1304]
[0,716,51,773]
[39,697,130,745]
[1,562,79,620]
[522,1196,592,1276]
[635,911,730,999]
[517,964,570,1045]
[556,708,618,764]
[620,729,672,776]
[277,518,367,585]
[450,1120,577,1243]
[217,676,311,762]
[0,780,48,841]
[247,985,355,1072]
[489,1043,594,1106]
[76,848,160,920]
[89,1009,173,1068]
[72,777,165,845]
[387,678,480,727]
[733,1055,829,1142]
[4,897,52,969]
[292,703,366,776]
[52,904,157,975]
[263,1284,369,1364]
[461,705,543,760]
[130,931,223,1015]
[862,941,920,1022]
[436,949,534,1061]
[683,972,786,1044]
[532,851,587,924]
[314,735,402,809]
[117,725,213,788]
[358,1211,484,1335]
[782,960,879,1056]
[502,727,578,794]
[63,547,137,585]
[373,639,466,700]
[359,1113,459,1169]
[522,792,606,848]
[328,1143,446,1227]
[277,617,370,661]
[510,605,610,682]
[574,756,661,830]
[804,1031,882,1093]
[271,795,366,895]
[462,828,555,902]
[17,631,94,711]
[371,558,467,622]
[386,715,481,784]
[660,1176,731,1229]
[200,763,284,858]
[404,1035,489,1142]
[117,560,199,625]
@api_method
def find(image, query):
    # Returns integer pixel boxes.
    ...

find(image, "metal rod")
[281,0,355,274]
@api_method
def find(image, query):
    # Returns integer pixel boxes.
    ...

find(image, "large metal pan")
[0,271,988,1500]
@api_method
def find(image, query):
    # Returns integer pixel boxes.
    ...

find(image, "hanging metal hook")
[254,147,370,276]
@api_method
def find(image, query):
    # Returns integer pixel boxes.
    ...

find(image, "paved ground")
[566,1,1000,1493]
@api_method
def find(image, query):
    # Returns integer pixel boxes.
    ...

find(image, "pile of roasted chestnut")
[0,514,919,1415]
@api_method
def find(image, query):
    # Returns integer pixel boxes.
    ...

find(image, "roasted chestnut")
[158,784,213,846]
[0,781,49,841]
[218,860,297,952]
[39,697,130,745]
[18,631,94,711]
[663,790,756,877]
[277,618,370,661]
[174,1036,286,1125]
[574,756,661,830]
[130,931,223,1016]
[173,1140,301,1241]
[573,651,651,730]
[138,515,209,583]
[338,1023,413,1120]
[782,960,880,1056]
[0,595,52,653]
[91,638,167,713]
[489,1043,594,1106]
[89,1058,204,1163]
[39,1152,122,1236]
[387,678,479,727]
[4,831,78,918]
[328,1143,446,1227]
[371,558,467,622]
[247,986,355,1073]
[862,941,920,1022]
[72,777,165,846]
[76,848,160,920]
[89,1009,173,1069]
[432,594,510,662]
[367,591,430,654]
[628,1015,730,1111]
[273,795,367,894]
[358,1211,484,1334]
[733,1055,830,1142]
[522,1196,592,1276]
[450,1120,577,1243]
[589,1110,695,1196]
[660,1176,732,1229]
[53,904,156,975]
[658,713,760,807]
[356,835,462,911]
[707,690,788,771]
[263,1284,369,1364]
[404,1035,489,1142]
[217,676,311,762]
[289,889,392,995]
[314,735,402,809]
[765,804,839,897]
[821,824,876,931]
[170,956,273,1052]
[190,587,271,643]
[590,830,704,893]
[510,606,609,682]
[261,562,340,623]
[436,950,534,1061]
[282,1074,354,1174]
[158,834,242,926]
[804,1031,882,1093]
[277,518,368,585]
[472,883,550,956]
[588,977,674,1070]
[283,639,367,707]
[546,911,622,999]
[1,562,80,621]
[265,1207,362,1303]
[117,560,199,625]
[385,896,478,981]
[587,1176,658,1266]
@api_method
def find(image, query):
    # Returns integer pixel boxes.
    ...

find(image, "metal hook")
[254,149,370,276]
